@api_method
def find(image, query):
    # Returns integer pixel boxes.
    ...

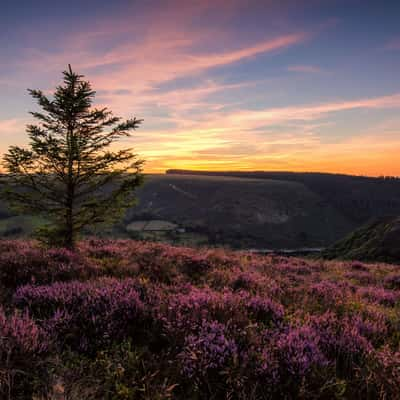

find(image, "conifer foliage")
[1,65,143,248]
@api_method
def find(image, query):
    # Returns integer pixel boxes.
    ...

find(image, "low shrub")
[0,241,98,288]
[14,278,147,353]
[0,308,50,399]
[59,342,178,400]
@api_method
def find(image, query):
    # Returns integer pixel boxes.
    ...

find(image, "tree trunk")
[65,201,74,249]
[65,126,75,249]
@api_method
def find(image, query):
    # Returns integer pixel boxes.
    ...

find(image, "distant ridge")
[166,170,400,225]
[166,169,400,180]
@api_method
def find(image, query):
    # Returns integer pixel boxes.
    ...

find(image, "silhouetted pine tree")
[1,65,143,248]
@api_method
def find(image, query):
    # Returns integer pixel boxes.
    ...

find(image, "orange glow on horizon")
[140,147,400,178]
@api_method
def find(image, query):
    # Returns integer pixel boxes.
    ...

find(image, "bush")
[0,240,98,288]
[178,320,238,393]
[14,278,146,353]
[59,342,178,400]
[0,308,50,399]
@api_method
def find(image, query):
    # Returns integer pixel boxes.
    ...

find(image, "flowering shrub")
[345,270,376,285]
[246,295,284,325]
[0,240,98,288]
[384,273,400,289]
[304,312,373,379]
[59,342,178,400]
[309,280,354,306]
[0,308,49,398]
[179,320,238,380]
[358,286,400,306]
[156,286,284,344]
[230,269,282,295]
[369,347,400,398]
[275,324,328,378]
[0,239,399,398]
[350,261,370,271]
[14,278,146,352]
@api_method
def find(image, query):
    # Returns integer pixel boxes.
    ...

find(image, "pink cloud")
[15,11,307,126]
[224,93,400,128]
[385,38,400,50]
[76,32,306,92]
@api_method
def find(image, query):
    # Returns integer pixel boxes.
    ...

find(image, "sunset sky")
[1,0,400,176]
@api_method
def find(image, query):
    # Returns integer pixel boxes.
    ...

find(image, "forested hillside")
[2,172,400,249]
[167,170,400,224]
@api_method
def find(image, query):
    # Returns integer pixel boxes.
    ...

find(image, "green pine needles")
[1,65,144,248]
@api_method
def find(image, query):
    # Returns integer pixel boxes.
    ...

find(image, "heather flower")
[307,312,373,359]
[344,270,376,285]
[179,254,214,279]
[246,295,284,325]
[14,278,146,352]
[231,270,281,296]
[157,287,283,342]
[179,320,238,380]
[256,345,280,385]
[276,325,328,378]
[0,240,97,288]
[0,308,50,398]
[349,261,369,271]
[350,313,388,345]
[358,286,400,306]
[232,271,259,290]
[308,280,353,307]
[370,346,400,396]
[278,262,314,275]
[383,273,400,289]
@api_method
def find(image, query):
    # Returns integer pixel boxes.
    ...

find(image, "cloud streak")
[287,65,322,73]
[227,93,400,127]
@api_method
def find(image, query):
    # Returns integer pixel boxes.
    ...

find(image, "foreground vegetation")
[1,239,400,399]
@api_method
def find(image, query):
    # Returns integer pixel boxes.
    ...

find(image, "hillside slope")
[322,216,400,263]
[3,172,397,249]
[167,170,400,224]
[124,174,353,248]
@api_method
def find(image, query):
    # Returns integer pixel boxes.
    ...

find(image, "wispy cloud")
[287,64,322,73]
[16,13,307,123]
[190,93,400,134]
[189,33,308,71]
[28,32,306,89]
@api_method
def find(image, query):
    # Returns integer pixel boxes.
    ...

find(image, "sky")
[1,0,400,176]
